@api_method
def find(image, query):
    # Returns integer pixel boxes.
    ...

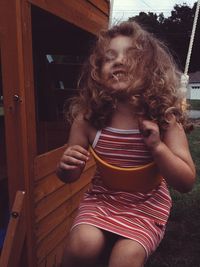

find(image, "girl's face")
[101,35,134,91]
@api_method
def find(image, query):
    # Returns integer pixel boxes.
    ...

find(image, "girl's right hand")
[138,119,161,151]
[58,145,90,171]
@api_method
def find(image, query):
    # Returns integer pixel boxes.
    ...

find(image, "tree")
[128,2,200,73]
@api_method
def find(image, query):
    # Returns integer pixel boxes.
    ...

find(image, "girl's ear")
[164,107,177,124]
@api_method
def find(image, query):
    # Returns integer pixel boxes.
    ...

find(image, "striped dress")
[72,127,172,257]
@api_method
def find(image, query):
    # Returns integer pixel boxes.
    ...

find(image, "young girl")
[57,21,196,267]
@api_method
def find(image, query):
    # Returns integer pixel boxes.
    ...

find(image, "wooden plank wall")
[31,1,109,264]
[87,0,109,15]
[0,0,109,266]
[29,0,109,35]
[34,146,96,266]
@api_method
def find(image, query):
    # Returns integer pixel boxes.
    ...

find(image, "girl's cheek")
[101,65,110,78]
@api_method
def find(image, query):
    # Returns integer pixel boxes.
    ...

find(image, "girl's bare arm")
[56,116,90,183]
[140,118,196,193]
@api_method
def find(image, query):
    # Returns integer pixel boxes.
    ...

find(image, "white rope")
[184,0,200,75]
[180,0,200,109]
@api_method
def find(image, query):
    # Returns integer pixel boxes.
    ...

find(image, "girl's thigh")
[64,224,107,259]
[109,238,146,267]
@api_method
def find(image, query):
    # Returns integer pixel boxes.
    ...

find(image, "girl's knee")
[65,225,106,259]
[109,239,146,267]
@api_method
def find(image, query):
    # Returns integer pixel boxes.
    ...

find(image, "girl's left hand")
[138,119,161,151]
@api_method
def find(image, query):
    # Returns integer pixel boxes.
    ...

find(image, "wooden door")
[0,1,109,266]
[0,1,37,266]
[30,3,101,265]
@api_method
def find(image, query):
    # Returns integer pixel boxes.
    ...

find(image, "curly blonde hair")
[66,21,190,131]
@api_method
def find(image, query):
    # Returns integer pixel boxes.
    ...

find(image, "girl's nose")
[115,53,126,64]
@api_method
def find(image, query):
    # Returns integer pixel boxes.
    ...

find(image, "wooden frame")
[0,191,26,267]
[0,1,109,266]
[0,1,37,265]
[28,0,108,35]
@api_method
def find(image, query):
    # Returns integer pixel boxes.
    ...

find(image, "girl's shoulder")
[162,116,188,151]
[72,113,97,144]
[72,113,90,131]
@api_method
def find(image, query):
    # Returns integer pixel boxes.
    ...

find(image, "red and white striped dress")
[72,127,172,257]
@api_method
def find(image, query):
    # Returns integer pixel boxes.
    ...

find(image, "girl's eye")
[126,47,137,57]
[104,50,117,62]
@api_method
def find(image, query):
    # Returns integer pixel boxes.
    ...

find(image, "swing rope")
[108,1,200,107]
[184,0,200,76]
[180,0,200,106]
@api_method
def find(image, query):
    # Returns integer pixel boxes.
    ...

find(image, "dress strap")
[92,130,102,148]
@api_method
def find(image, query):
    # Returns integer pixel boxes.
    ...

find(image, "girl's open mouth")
[111,70,127,81]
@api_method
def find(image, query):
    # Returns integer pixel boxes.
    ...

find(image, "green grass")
[188,100,200,110]
[146,123,200,267]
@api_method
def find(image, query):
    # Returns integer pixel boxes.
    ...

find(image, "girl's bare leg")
[62,224,106,267]
[108,238,146,267]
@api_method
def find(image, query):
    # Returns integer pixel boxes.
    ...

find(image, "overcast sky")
[111,0,197,24]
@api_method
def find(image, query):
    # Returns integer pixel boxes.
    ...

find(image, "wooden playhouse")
[0,1,109,266]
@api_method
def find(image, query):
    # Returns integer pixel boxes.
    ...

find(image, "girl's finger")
[73,145,90,156]
[62,155,86,166]
[65,150,89,162]
[59,162,78,171]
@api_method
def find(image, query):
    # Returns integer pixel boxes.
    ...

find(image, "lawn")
[146,120,200,267]
[188,100,200,110]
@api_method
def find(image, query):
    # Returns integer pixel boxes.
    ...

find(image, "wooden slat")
[44,241,65,267]
[36,211,76,261]
[87,0,109,15]
[0,1,38,266]
[28,0,108,35]
[37,235,67,267]
[0,0,27,206]
[0,191,26,267]
[34,145,67,180]
[34,158,95,202]
[34,145,95,180]
[35,186,87,244]
[20,3,39,266]
[34,166,95,223]
[34,173,64,203]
